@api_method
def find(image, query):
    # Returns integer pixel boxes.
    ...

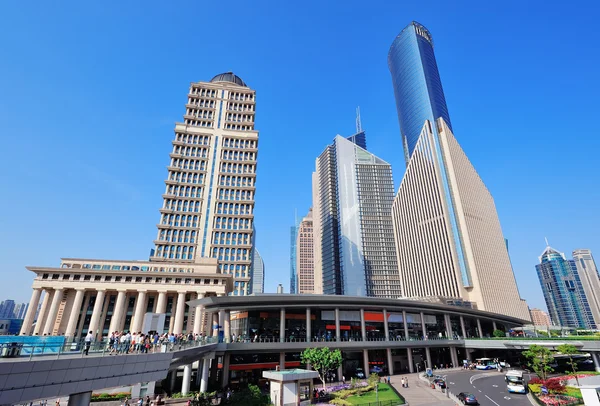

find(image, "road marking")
[504,396,511,400]
[449,382,455,385]
[492,384,498,387]
[485,395,501,406]
[478,390,482,392]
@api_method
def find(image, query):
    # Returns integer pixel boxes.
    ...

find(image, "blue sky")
[1,1,598,312]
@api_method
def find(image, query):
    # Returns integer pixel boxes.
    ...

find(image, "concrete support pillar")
[450,346,459,368]
[224,310,231,343]
[493,321,497,332]
[363,349,369,376]
[591,352,600,373]
[193,295,205,334]
[212,312,219,338]
[280,308,285,342]
[131,290,147,333]
[65,289,85,338]
[425,347,432,369]
[386,348,394,375]
[170,369,177,391]
[445,314,452,339]
[222,353,230,387]
[109,290,127,334]
[407,348,414,373]
[402,310,409,340]
[335,308,341,341]
[156,292,168,313]
[33,290,50,335]
[87,290,105,339]
[182,364,192,395]
[360,308,366,341]
[383,309,389,341]
[477,319,483,338]
[173,292,187,334]
[20,288,42,335]
[43,289,64,336]
[306,308,311,342]
[420,312,427,340]
[460,316,467,339]
[209,357,218,387]
[338,366,343,381]
[67,391,92,406]
[280,352,285,370]
[200,359,210,393]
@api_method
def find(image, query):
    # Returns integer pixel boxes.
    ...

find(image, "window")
[146,277,152,283]
[92,265,101,270]
[185,278,191,284]
[135,277,142,282]
[105,276,112,282]
[102,265,110,270]
[94,275,101,281]
[165,278,172,283]
[175,278,182,284]
[125,277,132,282]
[84,275,91,281]
[111,265,121,270]
[204,279,210,284]
[62,274,70,280]
[155,278,163,283]
[73,275,81,281]
[115,276,122,282]
[194,279,201,284]
[42,274,49,280]
[52,274,59,280]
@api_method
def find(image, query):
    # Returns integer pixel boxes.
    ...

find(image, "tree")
[301,347,343,389]
[557,344,581,386]
[493,329,505,338]
[224,384,269,406]
[523,344,554,381]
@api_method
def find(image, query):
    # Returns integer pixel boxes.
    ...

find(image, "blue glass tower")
[388,21,452,163]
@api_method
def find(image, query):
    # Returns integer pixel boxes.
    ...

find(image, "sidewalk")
[389,373,455,406]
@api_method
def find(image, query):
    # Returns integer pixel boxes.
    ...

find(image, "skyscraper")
[251,248,265,294]
[388,22,530,320]
[313,130,401,298]
[290,224,298,294]
[572,249,600,327]
[151,72,258,296]
[536,246,596,329]
[296,208,317,294]
[529,308,552,326]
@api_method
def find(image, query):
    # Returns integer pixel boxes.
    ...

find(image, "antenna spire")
[545,237,549,247]
[356,106,362,133]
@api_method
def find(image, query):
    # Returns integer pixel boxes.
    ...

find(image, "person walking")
[404,377,409,388]
[401,377,405,388]
[84,331,93,356]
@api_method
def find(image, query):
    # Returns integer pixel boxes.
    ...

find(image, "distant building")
[13,303,29,320]
[296,208,317,294]
[572,249,600,328]
[0,300,15,319]
[290,225,298,294]
[536,246,596,329]
[251,248,265,294]
[529,308,552,326]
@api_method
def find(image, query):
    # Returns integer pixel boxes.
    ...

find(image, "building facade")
[536,246,596,329]
[150,73,258,297]
[290,225,298,294]
[13,303,29,320]
[0,300,16,319]
[573,249,600,328]
[388,22,530,320]
[314,131,401,298]
[529,308,552,326]
[296,209,316,294]
[251,248,265,294]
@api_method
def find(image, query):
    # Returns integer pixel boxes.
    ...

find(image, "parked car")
[457,392,479,405]
[370,366,383,374]
[433,378,446,389]
[354,368,365,379]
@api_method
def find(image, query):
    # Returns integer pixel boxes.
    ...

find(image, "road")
[443,369,532,406]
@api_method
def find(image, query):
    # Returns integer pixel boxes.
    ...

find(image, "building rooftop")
[210,72,247,87]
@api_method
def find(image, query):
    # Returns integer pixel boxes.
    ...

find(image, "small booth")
[262,369,319,406]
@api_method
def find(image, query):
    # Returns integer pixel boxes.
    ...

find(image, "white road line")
[478,389,482,392]
[485,395,501,406]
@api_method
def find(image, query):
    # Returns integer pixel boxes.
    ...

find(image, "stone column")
[591,352,600,373]
[420,312,427,340]
[193,293,205,334]
[280,308,285,342]
[212,312,219,338]
[360,308,366,341]
[383,309,389,341]
[445,314,452,339]
[218,310,225,341]
[335,308,341,341]
[87,290,106,339]
[386,348,394,375]
[477,319,483,338]
[156,291,168,313]
[20,288,42,335]
[306,308,311,342]
[173,292,187,334]
[67,391,92,406]
[224,310,231,343]
[407,348,414,373]
[460,316,467,338]
[182,364,192,395]
[109,290,127,334]
[65,289,85,338]
[131,290,147,333]
[200,358,210,393]
[222,353,230,387]
[43,288,63,336]
[363,349,369,375]
[425,347,432,369]
[402,310,409,340]
[450,346,459,368]
[33,289,50,335]
[280,352,285,370]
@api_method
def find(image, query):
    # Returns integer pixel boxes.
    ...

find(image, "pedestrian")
[387,376,391,384]
[405,377,409,388]
[401,377,405,388]
[145,396,150,406]
[55,400,60,406]
[137,397,143,406]
[84,331,93,355]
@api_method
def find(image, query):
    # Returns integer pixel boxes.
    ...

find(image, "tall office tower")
[529,308,552,326]
[314,130,401,297]
[151,72,258,296]
[388,22,530,320]
[251,248,265,294]
[0,300,15,319]
[572,249,600,327]
[536,246,596,328]
[290,224,298,294]
[296,208,316,294]
[13,303,29,319]
[311,173,324,295]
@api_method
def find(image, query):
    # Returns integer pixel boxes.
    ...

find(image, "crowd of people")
[80,331,212,355]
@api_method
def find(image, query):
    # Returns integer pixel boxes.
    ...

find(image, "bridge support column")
[407,348,414,373]
[335,308,341,342]
[170,369,177,392]
[280,308,285,342]
[425,347,432,369]
[476,319,483,338]
[386,348,394,375]
[592,352,600,373]
[67,391,91,406]
[280,352,285,370]
[360,309,366,341]
[338,365,343,382]
[222,353,230,388]
[363,349,369,375]
[306,308,311,342]
[460,316,467,338]
[182,364,192,395]
[450,347,458,368]
[200,358,210,393]
[402,310,409,340]
[383,309,390,341]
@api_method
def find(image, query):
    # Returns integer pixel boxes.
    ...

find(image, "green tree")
[523,344,554,381]
[493,329,505,338]
[224,384,269,406]
[557,344,581,386]
[301,347,343,389]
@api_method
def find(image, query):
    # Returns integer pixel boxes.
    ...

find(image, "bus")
[475,358,496,370]
[505,370,527,394]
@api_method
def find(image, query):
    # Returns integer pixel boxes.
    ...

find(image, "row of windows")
[217,189,254,201]
[160,214,199,227]
[211,247,251,261]
[155,244,195,260]
[185,108,214,120]
[63,263,198,273]
[170,158,207,171]
[172,146,209,158]
[214,217,252,230]
[226,102,254,112]
[184,119,213,128]
[190,88,217,98]
[224,123,253,131]
[158,229,197,243]
[166,185,203,198]
[43,272,224,285]
[216,202,253,215]
[168,171,205,184]
[222,151,255,161]
[223,138,256,149]
[187,98,215,109]
[226,113,254,123]
[218,175,254,187]
[229,92,254,101]
[212,231,251,245]
[219,163,256,174]
[163,199,202,213]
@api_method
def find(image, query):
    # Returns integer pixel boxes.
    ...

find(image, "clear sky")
[1,1,598,312]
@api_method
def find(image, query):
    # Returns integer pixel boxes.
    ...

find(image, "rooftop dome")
[210,72,247,87]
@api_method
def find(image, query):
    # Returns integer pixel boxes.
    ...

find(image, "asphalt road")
[443,370,533,406]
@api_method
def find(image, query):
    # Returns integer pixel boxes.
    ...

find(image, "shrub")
[493,329,505,338]
[329,398,352,406]
[367,373,379,387]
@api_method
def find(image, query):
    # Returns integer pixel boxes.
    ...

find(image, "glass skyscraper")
[536,246,596,329]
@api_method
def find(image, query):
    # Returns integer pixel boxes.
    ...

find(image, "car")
[355,368,365,379]
[457,392,479,405]
[433,378,446,389]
